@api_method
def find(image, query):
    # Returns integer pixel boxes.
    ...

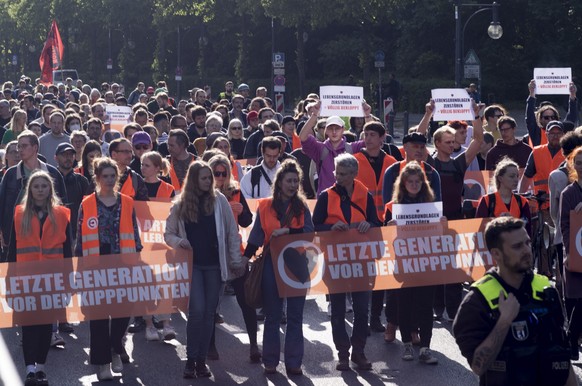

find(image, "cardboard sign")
[567,211,582,272]
[391,202,443,225]
[269,218,493,297]
[431,89,474,121]
[319,86,364,117]
[534,68,571,95]
[105,105,133,132]
[0,249,191,328]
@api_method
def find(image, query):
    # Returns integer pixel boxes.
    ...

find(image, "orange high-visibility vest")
[169,156,194,194]
[155,180,174,199]
[14,205,70,262]
[231,160,241,182]
[384,201,393,222]
[480,192,528,219]
[292,132,302,150]
[80,193,136,257]
[324,180,368,225]
[354,151,396,221]
[528,130,548,148]
[120,171,136,198]
[258,197,304,245]
[532,144,564,209]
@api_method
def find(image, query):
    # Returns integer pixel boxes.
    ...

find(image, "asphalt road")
[2,292,582,386]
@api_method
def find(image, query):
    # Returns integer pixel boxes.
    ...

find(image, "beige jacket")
[164,191,247,281]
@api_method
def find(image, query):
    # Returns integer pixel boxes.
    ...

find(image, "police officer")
[453,217,576,386]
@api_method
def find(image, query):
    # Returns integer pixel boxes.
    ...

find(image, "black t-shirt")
[145,180,175,199]
[433,153,468,220]
[185,209,219,267]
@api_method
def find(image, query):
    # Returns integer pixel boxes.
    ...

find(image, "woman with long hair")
[226,118,246,160]
[211,136,243,182]
[140,151,174,201]
[74,157,143,381]
[75,140,102,187]
[385,161,440,365]
[560,146,582,360]
[1,140,19,175]
[2,109,27,146]
[207,154,259,361]
[475,157,531,233]
[8,171,72,386]
[244,159,314,376]
[164,161,246,379]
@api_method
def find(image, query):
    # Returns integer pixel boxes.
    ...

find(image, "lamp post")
[454,1,502,87]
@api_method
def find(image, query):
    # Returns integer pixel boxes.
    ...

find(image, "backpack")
[486,192,525,218]
[249,166,272,198]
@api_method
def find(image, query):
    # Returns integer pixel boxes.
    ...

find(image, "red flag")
[39,20,64,85]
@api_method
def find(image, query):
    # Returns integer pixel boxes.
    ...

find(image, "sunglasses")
[134,144,150,150]
[231,127,242,131]
[542,115,558,120]
[213,171,227,177]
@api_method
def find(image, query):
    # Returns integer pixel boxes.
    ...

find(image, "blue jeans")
[261,255,305,368]
[330,291,370,359]
[187,266,222,361]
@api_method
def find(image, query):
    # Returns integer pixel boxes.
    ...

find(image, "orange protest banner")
[134,201,172,251]
[0,249,191,328]
[269,218,493,297]
[567,211,582,272]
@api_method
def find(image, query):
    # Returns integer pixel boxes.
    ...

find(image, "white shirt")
[240,161,281,199]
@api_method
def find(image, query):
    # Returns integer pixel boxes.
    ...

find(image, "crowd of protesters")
[0,75,581,385]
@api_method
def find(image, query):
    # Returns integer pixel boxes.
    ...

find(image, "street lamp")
[454,1,502,87]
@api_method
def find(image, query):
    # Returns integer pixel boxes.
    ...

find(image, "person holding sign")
[525,79,577,148]
[312,153,380,371]
[384,162,440,365]
[475,158,531,234]
[299,100,369,196]
[164,161,246,379]
[7,171,72,386]
[454,217,576,386]
[75,158,143,381]
[559,146,582,361]
[243,160,314,376]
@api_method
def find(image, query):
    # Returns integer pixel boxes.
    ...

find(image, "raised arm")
[299,101,321,142]
[464,101,485,165]
[416,99,434,136]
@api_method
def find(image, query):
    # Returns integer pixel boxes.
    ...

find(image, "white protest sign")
[391,202,443,226]
[533,68,571,95]
[105,105,133,132]
[431,89,474,121]
[319,86,364,117]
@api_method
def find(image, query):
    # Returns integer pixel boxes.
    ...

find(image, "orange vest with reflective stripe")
[532,145,564,208]
[481,192,528,218]
[156,180,174,199]
[258,198,304,244]
[384,201,393,222]
[324,180,368,225]
[14,205,70,262]
[80,193,137,257]
[354,151,396,222]
[169,156,194,194]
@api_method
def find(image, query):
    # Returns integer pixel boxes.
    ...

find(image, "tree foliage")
[0,0,581,110]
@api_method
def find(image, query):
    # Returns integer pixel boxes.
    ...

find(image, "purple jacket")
[560,181,582,298]
[301,135,364,196]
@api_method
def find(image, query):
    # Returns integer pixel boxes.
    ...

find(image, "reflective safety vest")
[481,192,528,219]
[80,193,137,257]
[471,272,571,386]
[155,180,174,199]
[231,160,241,182]
[324,180,368,225]
[257,197,304,244]
[532,145,564,209]
[528,130,548,148]
[14,205,70,262]
[292,132,302,151]
[120,170,136,198]
[472,272,549,310]
[354,151,396,222]
[169,156,194,194]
